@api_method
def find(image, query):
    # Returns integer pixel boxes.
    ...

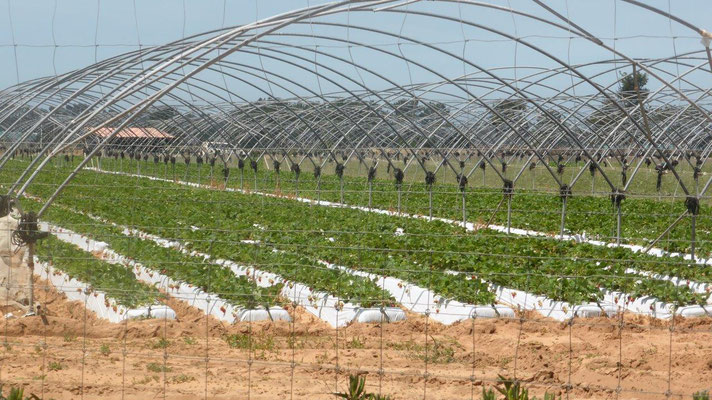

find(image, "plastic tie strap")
[702,29,712,48]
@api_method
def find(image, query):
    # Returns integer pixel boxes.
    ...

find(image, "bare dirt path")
[1,281,711,399]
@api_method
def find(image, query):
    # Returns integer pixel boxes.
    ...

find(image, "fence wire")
[1,1,712,399]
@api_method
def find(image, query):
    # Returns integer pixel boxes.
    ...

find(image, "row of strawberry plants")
[31,172,496,306]
[199,191,707,307]
[35,234,160,308]
[2,160,491,306]
[22,163,707,307]
[10,179,395,309]
[90,156,711,256]
[43,208,285,310]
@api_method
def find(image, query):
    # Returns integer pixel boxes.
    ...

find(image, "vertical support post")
[27,242,35,311]
[274,160,281,194]
[223,165,230,190]
[394,168,404,216]
[368,166,376,210]
[15,212,48,314]
[611,189,625,246]
[340,176,344,204]
[428,186,433,221]
[616,202,622,245]
[686,196,699,261]
[335,163,345,204]
[591,173,596,196]
[503,180,513,235]
[560,196,567,239]
[292,164,301,198]
[656,167,663,201]
[589,163,596,196]
[507,195,512,235]
[314,166,322,204]
[559,184,571,239]
[397,186,401,215]
[425,171,436,221]
[462,190,466,228]
[184,156,189,182]
[691,213,696,261]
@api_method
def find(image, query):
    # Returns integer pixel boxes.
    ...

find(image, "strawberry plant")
[4,159,709,311]
[24,193,393,309]
[122,157,711,257]
[37,204,286,310]
[35,235,160,308]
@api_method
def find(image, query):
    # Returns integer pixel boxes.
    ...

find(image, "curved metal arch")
[0,0,710,218]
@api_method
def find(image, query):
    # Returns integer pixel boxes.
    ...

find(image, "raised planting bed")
[34,235,172,322]
[84,157,711,257]
[9,160,711,321]
[42,222,290,323]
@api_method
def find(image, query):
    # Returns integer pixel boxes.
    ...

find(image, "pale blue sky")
[0,0,709,98]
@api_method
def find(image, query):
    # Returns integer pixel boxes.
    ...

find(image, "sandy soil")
[1,280,711,400]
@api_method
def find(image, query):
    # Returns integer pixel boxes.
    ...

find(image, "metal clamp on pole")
[702,29,712,73]
[610,188,626,207]
[685,196,700,216]
[503,179,514,198]
[701,29,711,48]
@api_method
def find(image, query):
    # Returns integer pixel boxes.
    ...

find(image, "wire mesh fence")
[0,1,711,399]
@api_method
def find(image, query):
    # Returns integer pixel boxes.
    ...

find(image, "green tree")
[618,70,649,107]
[490,98,527,127]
